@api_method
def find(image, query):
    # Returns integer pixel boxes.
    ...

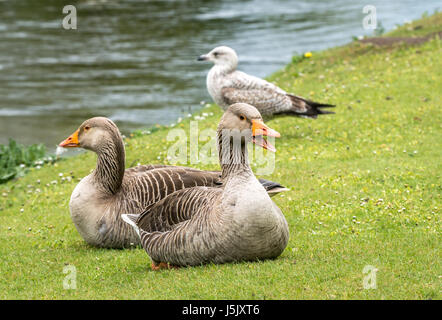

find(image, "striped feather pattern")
[68,117,286,249]
[131,104,289,266]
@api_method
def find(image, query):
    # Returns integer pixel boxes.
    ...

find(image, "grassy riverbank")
[1,13,441,299]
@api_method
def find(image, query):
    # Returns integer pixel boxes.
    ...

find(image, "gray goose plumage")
[198,46,335,118]
[59,117,287,248]
[123,103,289,269]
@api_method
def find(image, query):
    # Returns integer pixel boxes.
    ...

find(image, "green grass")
[0,139,54,184]
[1,13,441,300]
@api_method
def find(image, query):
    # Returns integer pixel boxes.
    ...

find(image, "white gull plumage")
[198,46,335,118]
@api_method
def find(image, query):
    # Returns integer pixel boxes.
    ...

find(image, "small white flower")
[55,146,67,156]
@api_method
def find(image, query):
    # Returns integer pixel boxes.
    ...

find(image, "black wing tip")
[316,108,336,115]
[316,103,335,108]
[307,100,336,114]
[287,94,336,118]
[297,107,336,119]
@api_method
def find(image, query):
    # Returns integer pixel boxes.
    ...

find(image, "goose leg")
[151,261,180,271]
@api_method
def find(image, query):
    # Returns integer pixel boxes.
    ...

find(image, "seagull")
[198,46,335,119]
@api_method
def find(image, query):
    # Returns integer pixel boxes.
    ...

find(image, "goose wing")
[123,165,286,210]
[136,186,222,266]
[125,164,177,174]
[121,166,222,210]
[136,186,221,232]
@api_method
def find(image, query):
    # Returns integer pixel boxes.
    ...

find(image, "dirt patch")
[359,31,442,47]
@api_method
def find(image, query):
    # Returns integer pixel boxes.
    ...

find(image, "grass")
[0,13,441,300]
[0,139,55,184]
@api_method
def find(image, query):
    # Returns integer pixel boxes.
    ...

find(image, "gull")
[198,46,335,118]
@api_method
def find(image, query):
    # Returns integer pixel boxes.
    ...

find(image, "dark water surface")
[0,0,439,148]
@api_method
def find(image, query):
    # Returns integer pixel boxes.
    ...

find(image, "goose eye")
[84,126,90,131]
[239,115,246,121]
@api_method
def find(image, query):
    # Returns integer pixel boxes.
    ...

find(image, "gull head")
[198,46,238,71]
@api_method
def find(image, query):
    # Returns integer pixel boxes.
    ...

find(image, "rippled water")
[0,0,439,147]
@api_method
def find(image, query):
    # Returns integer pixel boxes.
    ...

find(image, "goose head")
[198,46,238,71]
[219,103,280,152]
[59,117,122,153]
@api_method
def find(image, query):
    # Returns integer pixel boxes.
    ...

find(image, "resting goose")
[59,117,287,248]
[123,103,289,269]
[198,46,335,118]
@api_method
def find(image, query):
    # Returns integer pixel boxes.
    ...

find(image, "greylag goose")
[58,117,287,248]
[198,46,335,118]
[123,103,289,269]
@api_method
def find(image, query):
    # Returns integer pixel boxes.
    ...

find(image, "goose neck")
[217,129,252,180]
[92,136,125,195]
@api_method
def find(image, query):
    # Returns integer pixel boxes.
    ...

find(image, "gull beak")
[197,54,209,61]
[59,129,80,148]
[251,119,280,152]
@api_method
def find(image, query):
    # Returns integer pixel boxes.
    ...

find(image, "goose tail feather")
[122,214,140,237]
[259,178,290,197]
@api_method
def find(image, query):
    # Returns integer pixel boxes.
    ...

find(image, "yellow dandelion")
[304,51,312,58]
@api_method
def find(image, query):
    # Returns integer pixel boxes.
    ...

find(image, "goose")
[123,103,289,269]
[198,46,335,118]
[58,117,288,248]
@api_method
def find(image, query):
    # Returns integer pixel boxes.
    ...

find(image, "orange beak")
[252,119,280,138]
[59,129,80,148]
[251,119,280,152]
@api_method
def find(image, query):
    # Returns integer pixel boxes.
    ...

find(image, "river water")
[0,0,439,147]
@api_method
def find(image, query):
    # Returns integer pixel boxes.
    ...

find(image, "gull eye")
[213,52,219,57]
